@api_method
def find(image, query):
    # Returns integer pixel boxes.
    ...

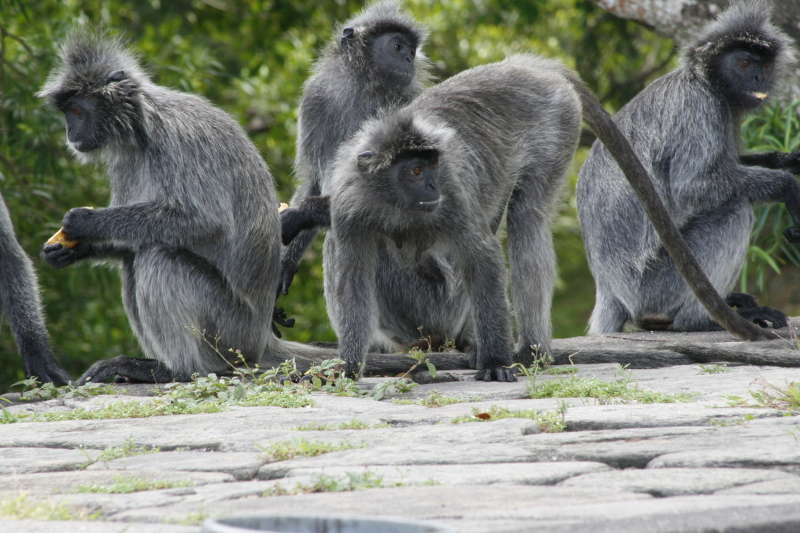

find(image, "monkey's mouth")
[748,91,768,100]
[414,198,441,212]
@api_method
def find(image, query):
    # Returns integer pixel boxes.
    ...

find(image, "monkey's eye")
[431,162,437,169]
[394,43,402,51]
[741,60,750,68]
[763,61,771,68]
[71,107,81,117]
[412,167,422,176]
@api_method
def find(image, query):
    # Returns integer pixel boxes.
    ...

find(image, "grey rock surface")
[2,326,800,532]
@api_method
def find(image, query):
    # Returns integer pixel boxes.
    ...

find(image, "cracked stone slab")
[116,487,800,533]
[0,447,90,475]
[111,484,652,524]
[716,476,800,495]
[87,451,267,481]
[516,417,800,468]
[647,446,800,474]
[258,443,535,479]
[0,521,198,533]
[266,461,611,486]
[0,469,234,496]
[557,467,798,496]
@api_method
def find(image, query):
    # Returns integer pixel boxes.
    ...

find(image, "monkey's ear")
[105,70,127,85]
[357,151,375,171]
[341,27,355,49]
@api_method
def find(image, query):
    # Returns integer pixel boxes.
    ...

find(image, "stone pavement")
[1,327,800,533]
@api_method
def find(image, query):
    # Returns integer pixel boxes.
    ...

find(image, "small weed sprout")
[0,493,100,520]
[263,470,394,496]
[450,405,566,432]
[77,475,194,494]
[697,364,730,374]
[9,377,118,402]
[516,362,692,404]
[256,438,365,463]
[725,379,800,412]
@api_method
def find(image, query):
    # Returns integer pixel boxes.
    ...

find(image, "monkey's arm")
[0,237,72,385]
[740,151,800,174]
[279,178,324,295]
[281,196,331,245]
[458,233,516,382]
[58,202,223,248]
[329,229,379,380]
[736,165,800,243]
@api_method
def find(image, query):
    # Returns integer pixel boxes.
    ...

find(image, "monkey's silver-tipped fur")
[279,0,430,294]
[40,32,333,383]
[0,195,71,384]
[327,54,587,380]
[578,0,799,335]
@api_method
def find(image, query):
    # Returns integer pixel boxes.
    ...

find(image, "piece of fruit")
[46,228,77,248]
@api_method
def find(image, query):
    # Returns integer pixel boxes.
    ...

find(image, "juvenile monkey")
[577,0,799,335]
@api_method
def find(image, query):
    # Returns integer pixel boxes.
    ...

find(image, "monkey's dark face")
[369,32,416,84]
[60,96,102,152]
[389,152,440,212]
[714,46,775,109]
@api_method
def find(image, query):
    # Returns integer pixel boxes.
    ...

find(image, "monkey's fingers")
[41,241,91,269]
[783,226,800,244]
[474,366,517,382]
[737,306,788,329]
[726,292,758,309]
[780,151,800,174]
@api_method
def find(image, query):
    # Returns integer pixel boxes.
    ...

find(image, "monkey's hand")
[271,306,296,338]
[281,207,313,246]
[779,150,800,174]
[783,225,800,243]
[737,306,788,329]
[41,241,92,269]
[474,365,517,382]
[726,292,758,309]
[61,207,98,242]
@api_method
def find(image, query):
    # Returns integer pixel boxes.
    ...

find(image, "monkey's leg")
[587,290,630,335]
[641,203,786,330]
[507,201,555,365]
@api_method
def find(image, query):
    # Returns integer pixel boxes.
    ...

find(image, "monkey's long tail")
[566,73,769,342]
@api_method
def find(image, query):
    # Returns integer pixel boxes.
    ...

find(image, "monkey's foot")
[26,357,72,386]
[783,226,800,243]
[474,366,516,382]
[737,306,788,329]
[76,356,176,385]
[271,306,296,338]
[726,292,758,309]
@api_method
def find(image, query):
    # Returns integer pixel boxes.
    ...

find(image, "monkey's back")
[109,85,281,308]
[407,54,582,220]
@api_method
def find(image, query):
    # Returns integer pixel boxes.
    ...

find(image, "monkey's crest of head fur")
[355,114,441,176]
[39,31,149,107]
[684,0,797,92]
[327,0,430,80]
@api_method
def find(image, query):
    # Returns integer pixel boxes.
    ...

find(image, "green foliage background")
[3,0,790,392]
